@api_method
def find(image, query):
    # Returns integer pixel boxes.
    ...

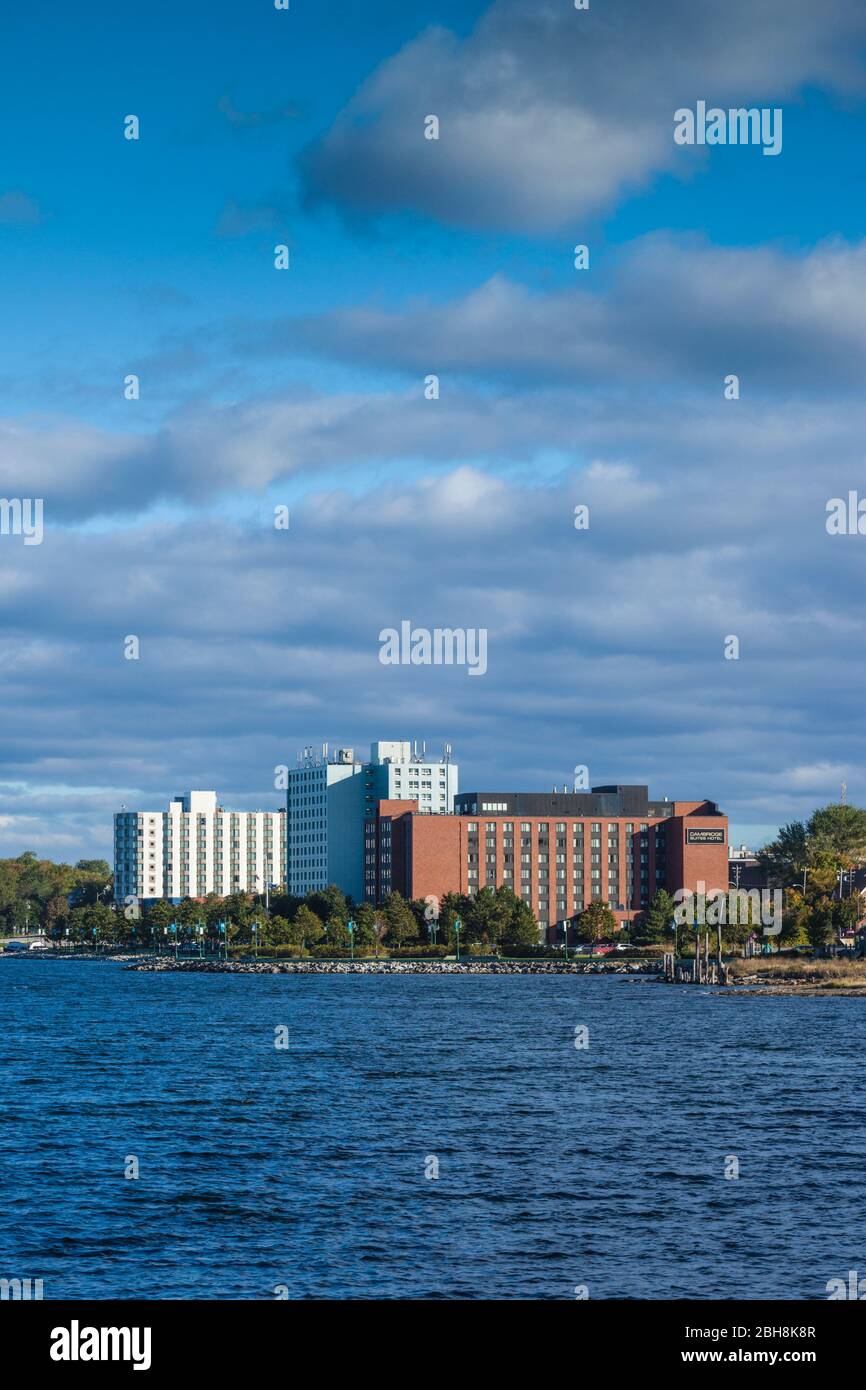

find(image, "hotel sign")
[687,828,725,844]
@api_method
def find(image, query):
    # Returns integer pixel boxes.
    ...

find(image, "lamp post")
[252,919,259,960]
[218,920,227,960]
[454,916,461,961]
[347,918,355,961]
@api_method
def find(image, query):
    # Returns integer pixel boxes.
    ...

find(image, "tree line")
[756,802,866,950]
[0,853,111,935]
[42,882,543,953]
[629,802,866,952]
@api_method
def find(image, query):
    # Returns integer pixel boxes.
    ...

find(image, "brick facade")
[365,787,728,939]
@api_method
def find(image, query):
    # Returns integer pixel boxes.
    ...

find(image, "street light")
[347,918,355,961]
[454,916,462,960]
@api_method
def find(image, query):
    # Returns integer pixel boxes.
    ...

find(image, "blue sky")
[3,0,866,861]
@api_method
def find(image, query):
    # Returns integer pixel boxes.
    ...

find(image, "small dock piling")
[662,933,728,986]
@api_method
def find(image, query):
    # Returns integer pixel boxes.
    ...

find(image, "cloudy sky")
[2,0,866,862]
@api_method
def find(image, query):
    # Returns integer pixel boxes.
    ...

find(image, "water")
[1,959,864,1300]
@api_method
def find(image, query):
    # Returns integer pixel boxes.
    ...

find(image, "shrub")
[309,945,376,959]
[388,945,450,959]
[500,944,560,959]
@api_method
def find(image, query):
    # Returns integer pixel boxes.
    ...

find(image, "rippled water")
[1,959,864,1299]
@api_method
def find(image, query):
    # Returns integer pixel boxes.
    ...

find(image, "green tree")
[350,902,379,947]
[44,893,69,936]
[324,916,350,948]
[807,803,866,867]
[805,898,836,953]
[634,889,676,945]
[265,915,292,946]
[382,892,418,948]
[145,900,176,932]
[495,887,539,946]
[757,821,808,888]
[778,889,810,947]
[575,900,616,949]
[293,904,325,948]
[306,886,348,926]
[464,886,512,946]
[222,892,255,927]
[439,892,470,947]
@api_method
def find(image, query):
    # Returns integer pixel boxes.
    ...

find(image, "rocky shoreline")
[123,957,656,976]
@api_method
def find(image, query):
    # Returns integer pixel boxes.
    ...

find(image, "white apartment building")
[113,791,287,903]
[287,740,458,900]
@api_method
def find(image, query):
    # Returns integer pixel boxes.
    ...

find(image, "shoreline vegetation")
[723,957,866,997]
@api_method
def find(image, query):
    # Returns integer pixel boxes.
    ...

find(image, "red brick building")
[364,785,728,938]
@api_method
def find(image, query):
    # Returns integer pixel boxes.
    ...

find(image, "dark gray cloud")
[299,0,866,231]
[275,236,866,389]
[2,448,865,859]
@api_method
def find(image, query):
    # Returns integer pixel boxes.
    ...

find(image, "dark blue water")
[1,959,864,1299]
